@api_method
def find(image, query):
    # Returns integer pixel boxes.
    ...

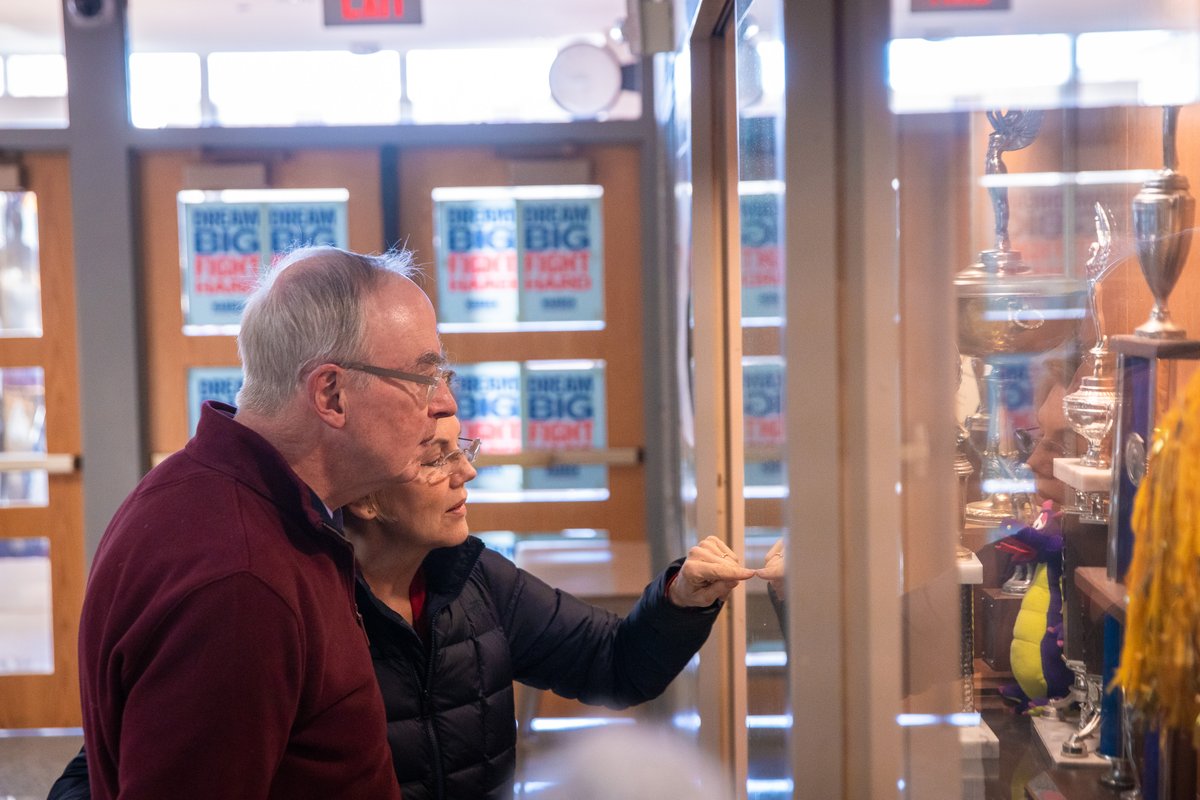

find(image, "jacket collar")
[186,401,331,535]
[356,536,486,621]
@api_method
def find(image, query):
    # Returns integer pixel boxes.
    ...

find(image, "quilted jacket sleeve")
[46,746,91,800]
[482,550,721,708]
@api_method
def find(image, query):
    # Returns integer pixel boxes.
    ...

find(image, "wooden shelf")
[1073,566,1127,624]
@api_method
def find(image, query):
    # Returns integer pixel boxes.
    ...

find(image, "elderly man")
[78,246,455,799]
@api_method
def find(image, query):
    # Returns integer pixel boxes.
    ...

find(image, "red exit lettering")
[341,0,404,20]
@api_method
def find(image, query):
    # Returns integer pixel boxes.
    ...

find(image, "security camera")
[66,0,116,27]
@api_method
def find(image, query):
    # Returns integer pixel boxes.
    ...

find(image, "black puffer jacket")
[365,536,720,800]
[47,537,720,800]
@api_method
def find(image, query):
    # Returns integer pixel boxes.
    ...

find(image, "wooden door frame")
[0,152,86,727]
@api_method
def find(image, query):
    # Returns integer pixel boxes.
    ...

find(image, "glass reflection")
[0,537,53,675]
[0,366,48,507]
[0,191,43,337]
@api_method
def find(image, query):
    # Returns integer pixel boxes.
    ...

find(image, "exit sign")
[323,0,422,25]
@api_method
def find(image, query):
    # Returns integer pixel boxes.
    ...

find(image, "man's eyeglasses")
[419,438,482,481]
[339,362,454,406]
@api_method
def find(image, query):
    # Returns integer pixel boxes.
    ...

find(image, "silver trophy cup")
[1133,106,1194,339]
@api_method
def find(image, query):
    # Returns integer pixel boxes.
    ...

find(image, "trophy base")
[1031,715,1109,768]
[1052,458,1111,492]
[965,496,1017,525]
[956,550,983,584]
[1137,314,1185,340]
[1134,322,1187,339]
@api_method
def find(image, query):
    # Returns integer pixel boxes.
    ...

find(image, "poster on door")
[179,190,349,329]
[451,359,609,497]
[517,193,604,322]
[267,201,349,264]
[434,195,520,325]
[187,366,244,434]
[453,361,524,493]
[523,361,607,493]
[743,357,786,489]
[433,187,604,328]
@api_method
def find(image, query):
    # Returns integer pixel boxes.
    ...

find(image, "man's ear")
[307,363,349,429]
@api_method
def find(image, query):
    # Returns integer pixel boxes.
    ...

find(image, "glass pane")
[743,356,785,496]
[892,2,1200,793]
[664,34,706,761]
[129,53,202,129]
[407,48,560,124]
[208,51,403,127]
[0,537,53,675]
[1,366,48,507]
[177,189,349,333]
[0,191,44,337]
[432,186,606,332]
[454,359,608,502]
[0,5,68,129]
[736,0,789,797]
[127,2,637,127]
[889,5,1200,113]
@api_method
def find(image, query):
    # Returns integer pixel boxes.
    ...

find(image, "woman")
[50,416,755,799]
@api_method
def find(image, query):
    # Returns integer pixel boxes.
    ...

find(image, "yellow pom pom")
[1113,367,1200,745]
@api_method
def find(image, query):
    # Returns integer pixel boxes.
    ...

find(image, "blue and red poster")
[740,188,784,320]
[433,187,604,328]
[434,193,520,325]
[267,201,349,263]
[743,357,786,489]
[453,361,524,494]
[517,191,604,322]
[523,360,606,493]
[187,367,244,434]
[179,190,348,329]
[451,359,608,498]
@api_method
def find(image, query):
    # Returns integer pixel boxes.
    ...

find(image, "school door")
[138,150,385,461]
[396,145,647,543]
[396,145,651,739]
[0,153,86,728]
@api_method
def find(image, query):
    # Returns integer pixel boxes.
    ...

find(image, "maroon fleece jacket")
[78,402,401,799]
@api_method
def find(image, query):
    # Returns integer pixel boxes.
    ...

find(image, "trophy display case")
[892,5,1200,794]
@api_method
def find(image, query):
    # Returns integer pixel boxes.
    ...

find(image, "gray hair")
[235,246,417,414]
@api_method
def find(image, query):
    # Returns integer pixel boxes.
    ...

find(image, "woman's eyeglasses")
[419,438,482,481]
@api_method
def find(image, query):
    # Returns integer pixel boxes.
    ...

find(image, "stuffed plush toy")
[996,500,1073,709]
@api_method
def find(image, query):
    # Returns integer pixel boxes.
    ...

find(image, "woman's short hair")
[235,246,417,415]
